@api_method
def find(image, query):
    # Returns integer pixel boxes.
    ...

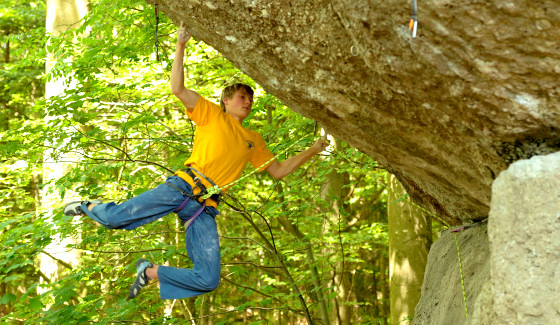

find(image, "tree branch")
[222,199,315,325]
[40,250,74,270]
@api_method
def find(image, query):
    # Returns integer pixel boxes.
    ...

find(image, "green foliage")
[0,0,390,323]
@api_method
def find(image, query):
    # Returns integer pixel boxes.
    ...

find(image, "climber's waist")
[175,168,221,208]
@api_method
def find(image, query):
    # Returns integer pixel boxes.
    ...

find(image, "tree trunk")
[4,40,8,63]
[387,174,431,324]
[320,137,354,325]
[1,37,9,131]
[380,252,389,325]
[40,0,89,296]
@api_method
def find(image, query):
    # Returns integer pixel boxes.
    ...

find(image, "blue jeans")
[82,176,221,299]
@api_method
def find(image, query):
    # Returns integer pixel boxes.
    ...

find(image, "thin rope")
[453,232,469,319]
[404,199,469,318]
[401,188,470,319]
[200,136,312,199]
[154,4,160,61]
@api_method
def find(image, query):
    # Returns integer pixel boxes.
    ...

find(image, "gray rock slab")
[413,224,490,325]
[489,152,560,324]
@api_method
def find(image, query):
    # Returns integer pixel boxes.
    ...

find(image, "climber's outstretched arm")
[171,21,199,112]
[266,138,329,179]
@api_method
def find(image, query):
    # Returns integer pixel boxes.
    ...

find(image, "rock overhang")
[148,0,560,225]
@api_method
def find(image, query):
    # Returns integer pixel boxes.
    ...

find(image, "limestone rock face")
[415,152,560,324]
[489,152,560,324]
[149,0,560,225]
[412,226,491,325]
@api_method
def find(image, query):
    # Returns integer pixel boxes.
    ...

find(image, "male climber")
[63,22,328,300]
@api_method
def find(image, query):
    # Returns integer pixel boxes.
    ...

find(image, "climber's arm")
[171,22,199,112]
[266,138,329,179]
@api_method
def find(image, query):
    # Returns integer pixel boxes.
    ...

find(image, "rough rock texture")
[489,152,560,324]
[415,152,560,324]
[412,225,491,325]
[148,0,560,225]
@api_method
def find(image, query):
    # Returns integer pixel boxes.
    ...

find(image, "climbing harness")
[165,167,222,229]
[409,0,418,38]
[165,180,208,230]
[168,167,222,203]
[154,4,160,61]
[175,196,206,231]
[167,135,322,226]
[184,167,223,203]
[168,167,223,203]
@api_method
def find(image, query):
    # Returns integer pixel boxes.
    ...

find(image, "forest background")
[1,0,406,323]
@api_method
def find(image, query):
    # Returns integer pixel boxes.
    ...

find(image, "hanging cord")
[404,198,469,318]
[409,0,418,38]
[448,219,488,319]
[154,4,160,61]
[453,233,469,319]
[200,136,321,200]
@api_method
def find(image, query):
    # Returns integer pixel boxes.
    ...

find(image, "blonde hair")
[219,83,254,112]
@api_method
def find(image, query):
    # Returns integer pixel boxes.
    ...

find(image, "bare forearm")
[171,43,186,95]
[170,24,199,110]
[266,138,329,179]
[272,147,320,179]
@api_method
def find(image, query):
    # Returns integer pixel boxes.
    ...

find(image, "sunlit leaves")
[1,0,389,323]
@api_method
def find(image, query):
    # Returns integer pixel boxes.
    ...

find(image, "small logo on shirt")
[246,140,255,149]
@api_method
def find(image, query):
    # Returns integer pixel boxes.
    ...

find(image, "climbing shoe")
[62,200,103,216]
[128,259,153,299]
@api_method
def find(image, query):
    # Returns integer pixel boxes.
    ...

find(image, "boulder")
[148,0,560,225]
[412,225,491,325]
[415,152,560,324]
[489,152,560,324]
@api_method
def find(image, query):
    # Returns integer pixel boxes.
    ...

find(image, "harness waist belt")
[164,182,208,231]
[179,167,222,205]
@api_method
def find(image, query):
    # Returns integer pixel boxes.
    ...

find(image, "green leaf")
[0,294,16,305]
[29,296,44,311]
[3,275,20,283]
[1,0,391,322]
[132,187,149,196]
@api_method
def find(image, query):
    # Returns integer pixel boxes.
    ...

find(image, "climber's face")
[223,89,253,122]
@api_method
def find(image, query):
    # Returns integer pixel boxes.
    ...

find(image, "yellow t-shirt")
[176,96,275,207]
